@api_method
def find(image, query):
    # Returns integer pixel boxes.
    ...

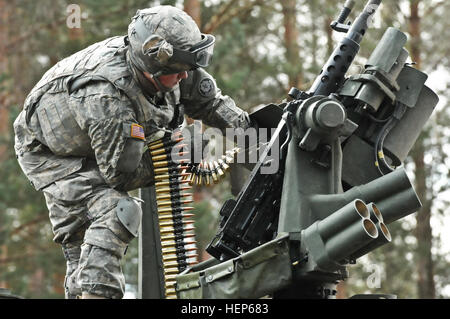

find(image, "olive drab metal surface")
[175,0,440,299]
[176,233,292,299]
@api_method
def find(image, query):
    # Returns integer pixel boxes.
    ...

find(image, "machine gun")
[176,0,439,299]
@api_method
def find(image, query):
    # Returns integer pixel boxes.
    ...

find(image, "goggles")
[140,35,215,75]
[170,34,215,69]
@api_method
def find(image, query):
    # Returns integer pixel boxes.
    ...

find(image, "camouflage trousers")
[41,162,140,299]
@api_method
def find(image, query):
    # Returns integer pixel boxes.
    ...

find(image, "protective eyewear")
[170,34,215,69]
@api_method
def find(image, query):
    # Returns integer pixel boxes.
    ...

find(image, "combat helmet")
[127,5,215,90]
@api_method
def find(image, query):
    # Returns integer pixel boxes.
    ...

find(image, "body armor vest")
[24,36,183,138]
[16,36,184,190]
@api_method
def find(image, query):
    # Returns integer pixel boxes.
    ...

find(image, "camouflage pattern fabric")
[13,8,253,299]
[42,161,134,299]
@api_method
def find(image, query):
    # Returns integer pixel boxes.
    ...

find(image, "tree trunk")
[0,0,10,160]
[408,0,435,299]
[324,16,334,57]
[0,245,9,289]
[281,0,303,90]
[184,0,201,27]
[29,268,45,296]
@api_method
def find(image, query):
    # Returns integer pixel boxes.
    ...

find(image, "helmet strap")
[126,47,173,94]
[126,50,159,96]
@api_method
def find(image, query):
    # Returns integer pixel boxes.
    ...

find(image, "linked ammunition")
[157,199,194,208]
[159,219,195,228]
[161,240,197,248]
[157,206,194,214]
[149,135,183,146]
[197,164,203,185]
[163,267,180,275]
[204,162,211,186]
[158,212,195,221]
[162,245,197,255]
[213,161,224,177]
[162,252,199,262]
[152,158,189,168]
[165,286,177,292]
[151,152,189,162]
[160,232,195,241]
[150,143,187,156]
[154,173,190,181]
[163,259,196,268]
[156,192,192,201]
[155,186,192,194]
[151,134,201,299]
[160,236,197,246]
[154,165,189,175]
[189,171,197,186]
[155,179,190,188]
[222,154,234,164]
[164,279,177,287]
[165,280,176,288]
[159,224,195,235]
[162,248,195,257]
[165,288,177,294]
[209,161,219,183]
[161,242,195,252]
[218,158,229,171]
[148,139,179,150]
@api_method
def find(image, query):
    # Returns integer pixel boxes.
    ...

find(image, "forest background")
[0,0,449,299]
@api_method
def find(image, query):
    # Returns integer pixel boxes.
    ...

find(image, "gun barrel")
[318,199,368,240]
[347,0,382,43]
[349,221,392,260]
[309,0,382,96]
[336,0,355,24]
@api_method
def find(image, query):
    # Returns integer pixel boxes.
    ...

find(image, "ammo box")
[175,233,292,299]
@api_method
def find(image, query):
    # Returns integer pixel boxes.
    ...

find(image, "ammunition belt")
[185,148,240,186]
[149,132,240,299]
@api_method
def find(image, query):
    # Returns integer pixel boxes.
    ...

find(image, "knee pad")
[84,197,141,256]
[116,197,142,237]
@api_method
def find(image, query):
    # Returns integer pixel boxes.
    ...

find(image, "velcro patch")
[198,78,215,97]
[130,123,145,140]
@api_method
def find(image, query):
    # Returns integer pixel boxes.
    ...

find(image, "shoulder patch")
[130,123,145,140]
[198,78,215,97]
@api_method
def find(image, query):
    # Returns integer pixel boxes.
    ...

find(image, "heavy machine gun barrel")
[309,0,381,96]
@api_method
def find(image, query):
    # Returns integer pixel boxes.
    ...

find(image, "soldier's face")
[144,71,188,91]
[159,71,189,88]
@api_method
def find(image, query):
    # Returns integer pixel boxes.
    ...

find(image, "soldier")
[13,5,256,299]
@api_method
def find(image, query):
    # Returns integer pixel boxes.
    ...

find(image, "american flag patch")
[130,123,145,140]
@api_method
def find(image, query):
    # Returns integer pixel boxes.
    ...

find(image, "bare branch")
[203,0,266,34]
[424,0,448,17]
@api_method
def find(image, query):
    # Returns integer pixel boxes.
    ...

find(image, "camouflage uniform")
[13,11,252,298]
